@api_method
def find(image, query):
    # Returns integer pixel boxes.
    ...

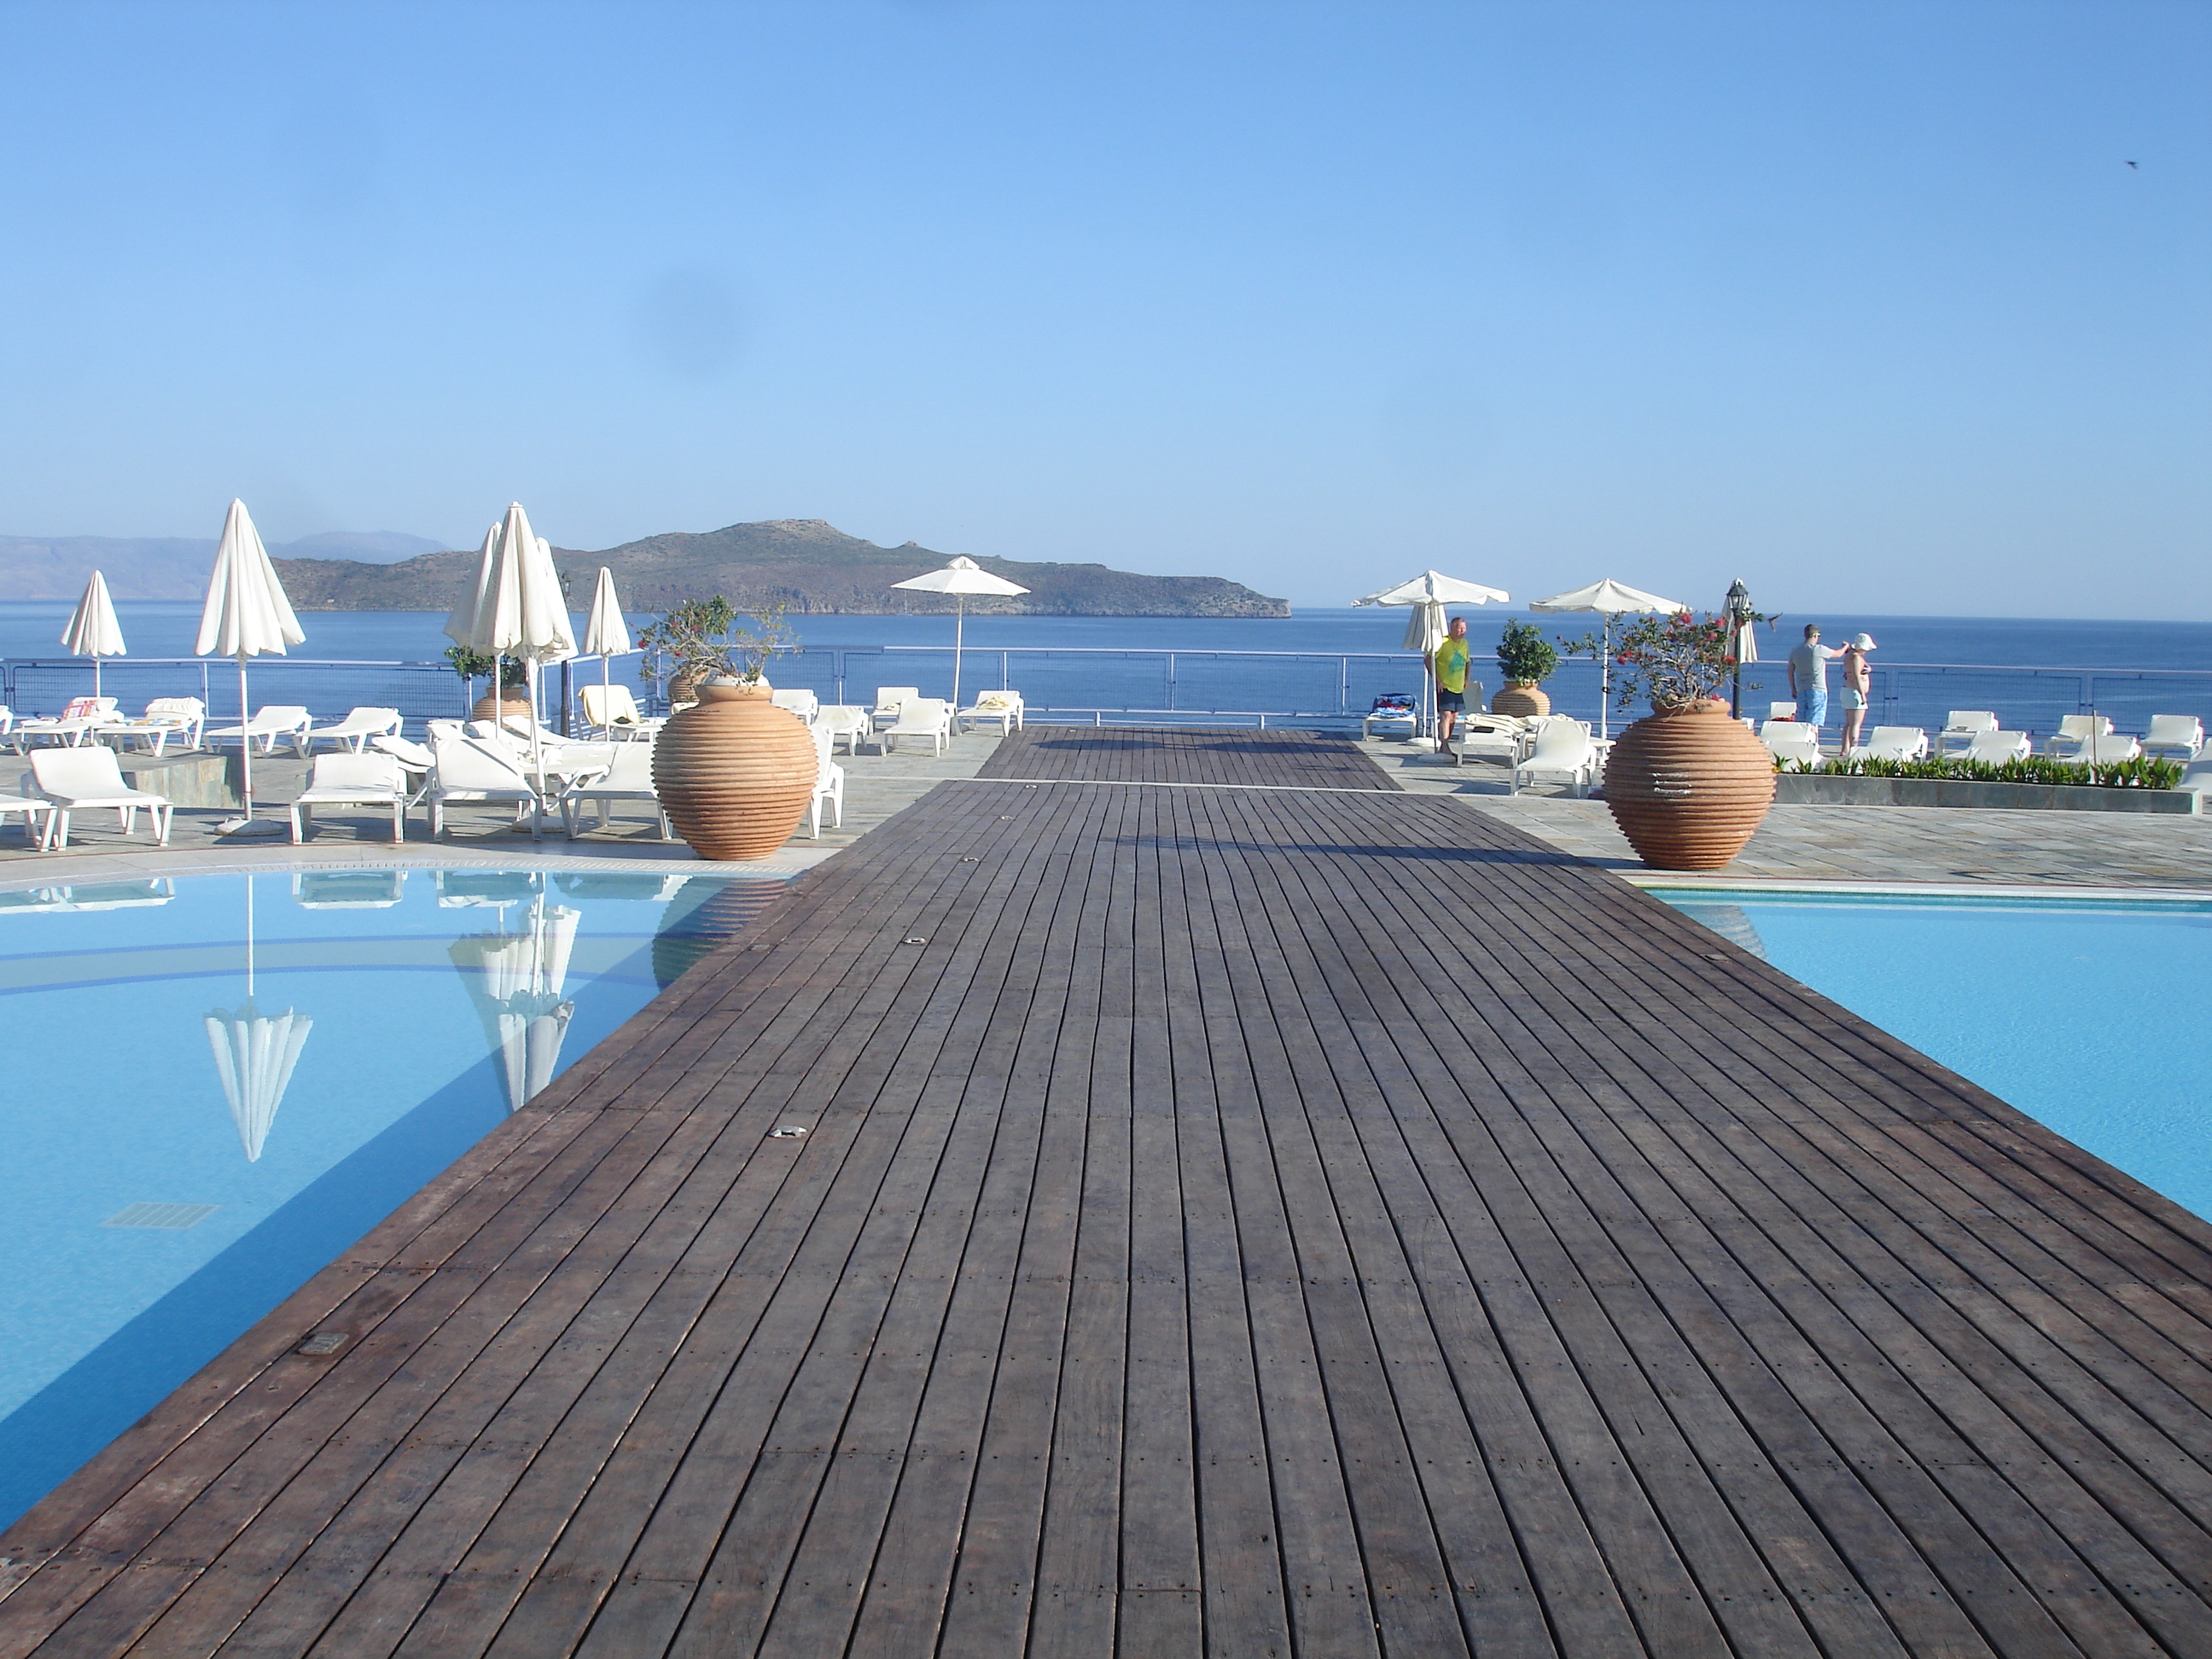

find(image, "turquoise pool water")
[0,867,781,1531]
[1659,889,2212,1224]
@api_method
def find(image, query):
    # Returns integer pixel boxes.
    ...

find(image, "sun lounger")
[1767,701,1798,721]
[770,690,819,723]
[561,741,672,840]
[1848,725,1929,762]
[1511,719,1598,796]
[2143,715,2204,760]
[809,724,844,837]
[305,707,403,754]
[92,697,207,755]
[288,752,414,844]
[579,683,661,740]
[2069,732,2141,764]
[815,705,871,756]
[958,690,1026,735]
[1937,710,1999,755]
[0,792,54,847]
[2044,713,2112,759]
[1960,730,2032,764]
[426,735,548,838]
[881,697,953,756]
[870,686,921,732]
[28,747,172,848]
[1452,713,1530,765]
[1761,720,1822,766]
[15,696,118,751]
[205,705,312,756]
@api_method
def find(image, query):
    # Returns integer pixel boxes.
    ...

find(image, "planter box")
[1771,771,2199,815]
[117,752,242,809]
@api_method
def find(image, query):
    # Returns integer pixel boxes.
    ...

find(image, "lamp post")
[1725,579,1753,719]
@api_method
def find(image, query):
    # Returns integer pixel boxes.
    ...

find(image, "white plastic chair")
[1937,710,1999,755]
[426,735,545,837]
[1761,720,1822,766]
[771,689,820,723]
[95,696,207,755]
[15,696,117,750]
[2044,713,2112,759]
[871,686,921,732]
[958,690,1025,735]
[882,697,952,756]
[1961,730,2032,765]
[206,705,312,756]
[2069,731,2141,765]
[561,741,672,840]
[1767,701,1798,721]
[815,705,871,756]
[288,752,413,844]
[579,683,661,740]
[28,747,173,848]
[1450,713,1528,765]
[1511,719,1598,796]
[1848,726,1929,762]
[2142,715,2204,760]
[0,791,53,847]
[305,707,403,754]
[808,723,844,838]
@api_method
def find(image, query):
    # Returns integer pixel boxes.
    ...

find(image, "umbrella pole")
[1599,615,1612,744]
[527,660,544,841]
[93,656,102,704]
[952,598,964,714]
[237,655,253,820]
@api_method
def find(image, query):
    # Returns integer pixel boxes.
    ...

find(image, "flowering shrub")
[1779,752,2184,789]
[1608,609,1740,711]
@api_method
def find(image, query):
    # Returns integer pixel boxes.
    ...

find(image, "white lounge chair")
[2180,753,2212,796]
[771,689,819,723]
[29,747,173,848]
[1848,725,1929,762]
[870,686,921,732]
[881,696,953,756]
[1761,720,1822,766]
[0,791,53,847]
[815,705,871,756]
[94,696,207,755]
[2142,715,2204,760]
[2069,731,2141,765]
[2044,713,2112,759]
[288,752,414,844]
[206,705,312,756]
[305,707,403,754]
[15,696,117,750]
[958,690,1026,735]
[808,723,844,838]
[1450,713,1529,765]
[561,741,672,840]
[1961,730,2032,765]
[1511,719,1598,796]
[1937,710,1999,755]
[1767,701,1798,721]
[579,683,661,741]
[426,735,547,838]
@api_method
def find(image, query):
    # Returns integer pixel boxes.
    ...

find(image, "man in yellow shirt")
[1432,615,1473,747]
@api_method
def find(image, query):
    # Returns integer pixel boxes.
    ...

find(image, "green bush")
[1494,620,1558,685]
[1778,751,2184,790]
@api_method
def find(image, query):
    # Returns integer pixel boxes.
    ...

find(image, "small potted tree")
[445,647,532,723]
[649,600,818,859]
[1601,609,1773,870]
[1489,620,1558,718]
[636,597,739,706]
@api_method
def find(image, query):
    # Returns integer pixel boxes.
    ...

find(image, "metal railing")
[8,649,2210,743]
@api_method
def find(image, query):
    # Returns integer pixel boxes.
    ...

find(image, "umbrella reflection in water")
[204,873,312,1161]
[450,895,580,1112]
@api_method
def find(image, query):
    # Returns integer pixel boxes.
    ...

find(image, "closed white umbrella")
[203,874,311,1161]
[445,504,577,832]
[449,898,579,1111]
[61,570,127,703]
[581,566,632,695]
[1529,577,1685,742]
[195,499,306,833]
[888,556,1029,713]
[1723,579,1760,717]
[1353,569,1511,741]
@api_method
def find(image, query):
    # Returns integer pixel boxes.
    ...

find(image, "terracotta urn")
[1491,683,1551,718]
[651,680,816,859]
[1602,698,1774,870]
[473,692,533,723]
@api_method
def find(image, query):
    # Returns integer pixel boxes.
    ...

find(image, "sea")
[3,603,2206,738]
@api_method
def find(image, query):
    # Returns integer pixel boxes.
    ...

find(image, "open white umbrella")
[449,897,579,1111]
[195,499,306,833]
[203,873,311,1161]
[1353,569,1511,741]
[445,504,576,832]
[580,566,632,696]
[888,556,1029,713]
[1528,577,1684,742]
[61,570,127,703]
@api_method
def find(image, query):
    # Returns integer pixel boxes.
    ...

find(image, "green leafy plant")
[1604,609,1741,711]
[443,646,527,690]
[635,597,797,685]
[1778,752,2184,790]
[1493,620,1558,686]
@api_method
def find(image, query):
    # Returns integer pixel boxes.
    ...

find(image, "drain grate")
[102,1202,219,1230]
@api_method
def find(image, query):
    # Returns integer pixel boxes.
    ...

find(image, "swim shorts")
[1838,688,1866,711]
[1435,689,1465,712]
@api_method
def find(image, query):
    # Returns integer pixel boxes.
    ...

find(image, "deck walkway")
[7,727,2212,1656]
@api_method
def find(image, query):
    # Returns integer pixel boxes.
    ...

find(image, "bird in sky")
[2127,160,2139,168]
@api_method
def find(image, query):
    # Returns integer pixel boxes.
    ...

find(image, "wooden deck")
[7,728,2212,1656]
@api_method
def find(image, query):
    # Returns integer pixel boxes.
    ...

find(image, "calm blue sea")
[2,603,2205,735]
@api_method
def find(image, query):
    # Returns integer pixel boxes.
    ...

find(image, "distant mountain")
[0,530,445,599]
[267,519,1289,618]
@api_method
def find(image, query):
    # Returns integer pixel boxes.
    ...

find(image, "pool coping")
[1622,870,2212,903]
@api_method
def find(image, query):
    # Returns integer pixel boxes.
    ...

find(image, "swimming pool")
[0,867,783,1530]
[1657,888,2212,1225]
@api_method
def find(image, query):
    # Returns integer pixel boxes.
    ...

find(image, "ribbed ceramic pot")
[651,681,817,860]
[473,693,533,723]
[1602,698,1774,870]
[1490,683,1551,718]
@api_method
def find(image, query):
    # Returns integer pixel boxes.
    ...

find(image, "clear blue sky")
[1,1,2204,616]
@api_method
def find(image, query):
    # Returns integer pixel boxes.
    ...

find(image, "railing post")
[1167,652,1176,712]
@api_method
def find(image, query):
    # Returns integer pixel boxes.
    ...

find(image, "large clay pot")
[473,692,533,723]
[651,681,817,859]
[1491,683,1551,718]
[1602,699,1774,870]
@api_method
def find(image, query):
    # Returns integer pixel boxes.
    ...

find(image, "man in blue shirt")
[1787,624,1842,734]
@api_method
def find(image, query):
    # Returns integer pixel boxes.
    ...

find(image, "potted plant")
[445,647,532,723]
[647,599,818,859]
[1489,620,1559,718]
[1600,609,1773,870]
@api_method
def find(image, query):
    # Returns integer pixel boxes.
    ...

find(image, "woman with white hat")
[1838,632,1877,752]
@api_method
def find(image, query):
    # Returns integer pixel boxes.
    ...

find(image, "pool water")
[1660,890,2212,1224]
[0,868,781,1530]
